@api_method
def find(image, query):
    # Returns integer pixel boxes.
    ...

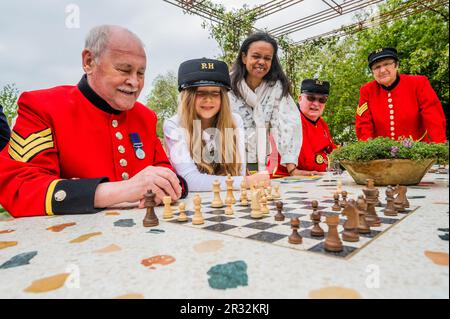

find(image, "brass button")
[388,99,393,103]
[390,121,395,126]
[391,132,395,136]
[388,93,392,97]
[118,145,125,154]
[54,190,67,202]
[120,159,128,167]
[390,116,394,120]
[388,104,393,108]
[115,132,123,140]
[112,120,119,128]
[391,127,395,131]
[122,172,129,180]
[390,110,394,115]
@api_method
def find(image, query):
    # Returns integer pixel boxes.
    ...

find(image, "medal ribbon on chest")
[129,133,146,160]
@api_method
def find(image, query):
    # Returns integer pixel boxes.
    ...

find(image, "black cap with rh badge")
[368,47,399,69]
[178,58,231,92]
[301,79,330,96]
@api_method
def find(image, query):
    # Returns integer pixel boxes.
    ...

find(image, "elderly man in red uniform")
[356,47,446,143]
[0,25,187,218]
[272,79,336,176]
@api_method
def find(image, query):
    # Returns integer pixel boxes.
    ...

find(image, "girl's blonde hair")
[178,87,242,176]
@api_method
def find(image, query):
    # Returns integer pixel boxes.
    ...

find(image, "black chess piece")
[384,185,397,216]
[310,200,324,237]
[356,195,371,234]
[143,190,159,227]
[342,200,360,242]
[274,201,285,221]
[332,192,341,211]
[340,191,348,208]
[363,179,381,227]
[288,217,303,244]
[393,185,407,213]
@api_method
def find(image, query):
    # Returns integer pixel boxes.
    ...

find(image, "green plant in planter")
[330,137,449,165]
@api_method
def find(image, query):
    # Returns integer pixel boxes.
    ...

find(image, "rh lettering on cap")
[201,63,215,70]
[315,80,323,86]
[375,48,383,53]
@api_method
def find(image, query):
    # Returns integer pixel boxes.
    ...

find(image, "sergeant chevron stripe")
[356,102,368,116]
[8,128,54,162]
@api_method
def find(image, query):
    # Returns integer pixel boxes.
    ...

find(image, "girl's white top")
[163,113,247,192]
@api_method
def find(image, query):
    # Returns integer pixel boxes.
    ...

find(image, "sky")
[0,0,378,104]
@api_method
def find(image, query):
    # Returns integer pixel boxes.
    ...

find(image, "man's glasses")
[195,91,221,100]
[305,94,328,104]
[371,61,396,73]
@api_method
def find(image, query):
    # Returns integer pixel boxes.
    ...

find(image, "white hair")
[84,25,145,61]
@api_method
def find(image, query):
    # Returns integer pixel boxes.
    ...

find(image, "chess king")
[356,47,446,143]
[0,25,188,217]
[272,79,337,176]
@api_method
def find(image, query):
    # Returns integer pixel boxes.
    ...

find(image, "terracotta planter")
[340,159,436,186]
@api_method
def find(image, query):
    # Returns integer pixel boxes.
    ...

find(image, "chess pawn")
[211,180,224,208]
[340,191,348,208]
[143,190,159,227]
[324,215,343,252]
[226,174,236,205]
[177,202,188,222]
[356,195,371,234]
[260,193,269,215]
[310,200,324,237]
[266,186,273,201]
[332,192,341,211]
[240,181,248,206]
[288,217,303,245]
[273,184,281,199]
[384,186,397,216]
[225,197,234,216]
[342,200,360,242]
[192,195,204,225]
[240,188,249,206]
[274,201,285,222]
[162,196,174,219]
[250,189,263,219]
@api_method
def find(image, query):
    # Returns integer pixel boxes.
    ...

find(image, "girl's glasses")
[195,91,221,100]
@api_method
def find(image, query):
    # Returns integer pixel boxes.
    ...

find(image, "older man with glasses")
[272,79,336,176]
[356,47,446,143]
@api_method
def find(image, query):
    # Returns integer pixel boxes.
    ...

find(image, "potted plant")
[330,137,449,186]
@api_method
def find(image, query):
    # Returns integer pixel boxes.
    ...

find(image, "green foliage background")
[158,0,448,145]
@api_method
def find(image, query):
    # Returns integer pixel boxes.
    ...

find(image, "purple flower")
[391,146,399,158]
[402,138,414,148]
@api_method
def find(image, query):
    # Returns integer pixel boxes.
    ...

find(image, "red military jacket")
[0,75,187,218]
[273,113,337,176]
[355,74,446,143]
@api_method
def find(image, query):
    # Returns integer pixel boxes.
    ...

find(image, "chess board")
[162,182,419,259]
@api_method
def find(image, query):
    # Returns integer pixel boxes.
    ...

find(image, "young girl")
[164,58,269,191]
[229,32,302,176]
